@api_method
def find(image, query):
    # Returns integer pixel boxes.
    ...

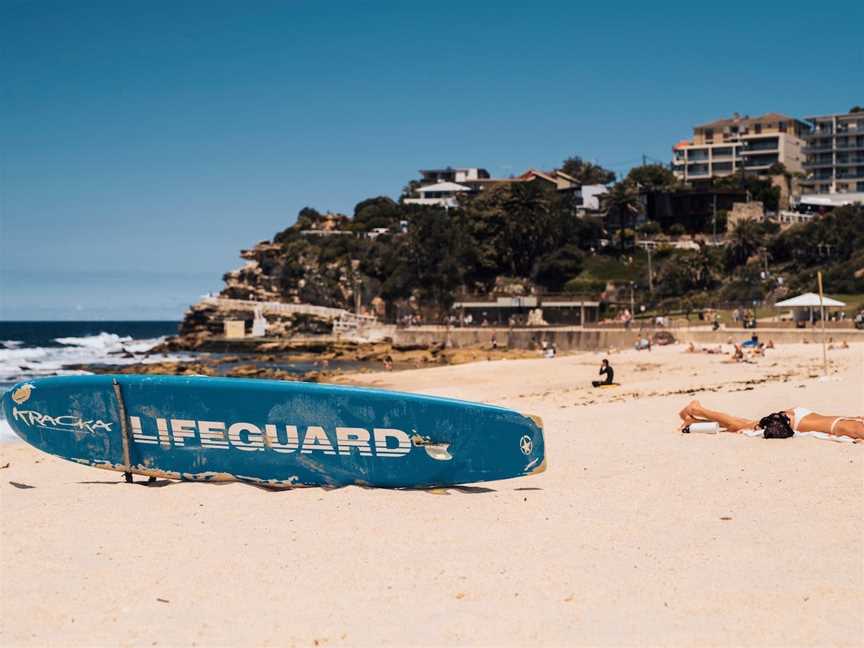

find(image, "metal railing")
[201,297,379,326]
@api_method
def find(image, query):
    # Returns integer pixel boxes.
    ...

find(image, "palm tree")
[606,182,641,232]
[502,182,554,276]
[727,219,763,268]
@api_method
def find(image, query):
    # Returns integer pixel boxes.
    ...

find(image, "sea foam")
[0,332,180,383]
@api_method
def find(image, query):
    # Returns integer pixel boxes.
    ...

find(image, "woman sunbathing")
[678,400,864,440]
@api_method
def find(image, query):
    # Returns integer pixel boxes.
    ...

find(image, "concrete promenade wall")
[393,326,864,351]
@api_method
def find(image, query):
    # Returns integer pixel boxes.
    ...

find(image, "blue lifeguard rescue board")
[2,375,546,488]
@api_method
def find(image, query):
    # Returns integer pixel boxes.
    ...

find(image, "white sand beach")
[1,342,862,646]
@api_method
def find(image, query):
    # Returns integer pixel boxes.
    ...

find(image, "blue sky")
[1,0,862,320]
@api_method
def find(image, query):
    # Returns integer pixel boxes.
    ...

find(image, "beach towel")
[740,429,857,444]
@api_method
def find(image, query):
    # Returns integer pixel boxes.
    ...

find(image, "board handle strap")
[112,378,134,483]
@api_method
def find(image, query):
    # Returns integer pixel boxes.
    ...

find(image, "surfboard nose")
[3,382,31,441]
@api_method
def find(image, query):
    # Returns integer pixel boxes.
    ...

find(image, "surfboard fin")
[411,434,453,461]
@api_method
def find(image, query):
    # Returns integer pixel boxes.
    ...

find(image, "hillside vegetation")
[222,179,863,320]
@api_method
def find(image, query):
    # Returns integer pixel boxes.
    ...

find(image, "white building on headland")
[419,167,490,184]
[578,184,608,211]
[404,166,612,209]
[403,181,472,208]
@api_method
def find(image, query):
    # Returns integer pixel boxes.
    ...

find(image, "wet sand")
[1,342,862,646]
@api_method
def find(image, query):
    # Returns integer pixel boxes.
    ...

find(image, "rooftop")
[805,112,863,122]
[419,167,489,174]
[694,112,805,130]
[416,181,472,193]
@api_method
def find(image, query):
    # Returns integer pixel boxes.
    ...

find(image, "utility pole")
[818,271,828,377]
[646,244,654,294]
[712,194,718,240]
[350,259,361,315]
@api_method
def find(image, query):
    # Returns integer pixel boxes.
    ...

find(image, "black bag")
[758,412,794,439]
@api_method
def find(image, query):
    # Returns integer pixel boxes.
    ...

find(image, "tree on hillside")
[403,209,468,318]
[768,204,864,267]
[400,179,422,199]
[713,169,781,212]
[850,106,863,113]
[656,245,720,297]
[605,182,642,232]
[725,219,765,269]
[624,164,679,190]
[352,196,403,231]
[533,244,584,292]
[501,182,559,277]
[560,155,616,185]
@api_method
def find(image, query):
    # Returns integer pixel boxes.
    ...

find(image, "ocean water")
[0,321,180,441]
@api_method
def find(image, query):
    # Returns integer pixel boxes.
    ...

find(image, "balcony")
[835,139,864,151]
[804,158,835,168]
[742,154,779,169]
[836,156,864,165]
[836,169,864,180]
[803,145,836,155]
[740,138,780,153]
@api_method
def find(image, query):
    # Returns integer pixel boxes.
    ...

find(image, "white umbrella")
[775,292,846,328]
[774,293,846,308]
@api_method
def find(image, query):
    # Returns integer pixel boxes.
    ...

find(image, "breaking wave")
[0,332,178,384]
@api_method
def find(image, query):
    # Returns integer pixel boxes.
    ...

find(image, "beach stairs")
[202,297,393,342]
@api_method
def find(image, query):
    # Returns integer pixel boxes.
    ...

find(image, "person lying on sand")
[685,342,724,355]
[724,344,746,363]
[678,400,863,440]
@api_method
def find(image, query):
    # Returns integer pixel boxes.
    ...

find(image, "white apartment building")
[672,113,808,183]
[803,111,864,194]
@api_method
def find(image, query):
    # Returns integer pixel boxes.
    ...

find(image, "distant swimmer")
[592,359,615,387]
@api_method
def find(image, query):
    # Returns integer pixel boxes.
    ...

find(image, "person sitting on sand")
[592,359,614,387]
[635,337,651,351]
[678,400,863,440]
[741,333,759,348]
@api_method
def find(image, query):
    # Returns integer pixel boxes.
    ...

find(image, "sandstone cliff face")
[219,238,357,309]
[220,242,290,302]
[170,223,366,348]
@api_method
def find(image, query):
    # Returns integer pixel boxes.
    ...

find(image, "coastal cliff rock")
[165,210,369,350]
[160,300,335,351]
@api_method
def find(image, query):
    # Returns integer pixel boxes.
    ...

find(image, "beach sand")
[1,343,862,646]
